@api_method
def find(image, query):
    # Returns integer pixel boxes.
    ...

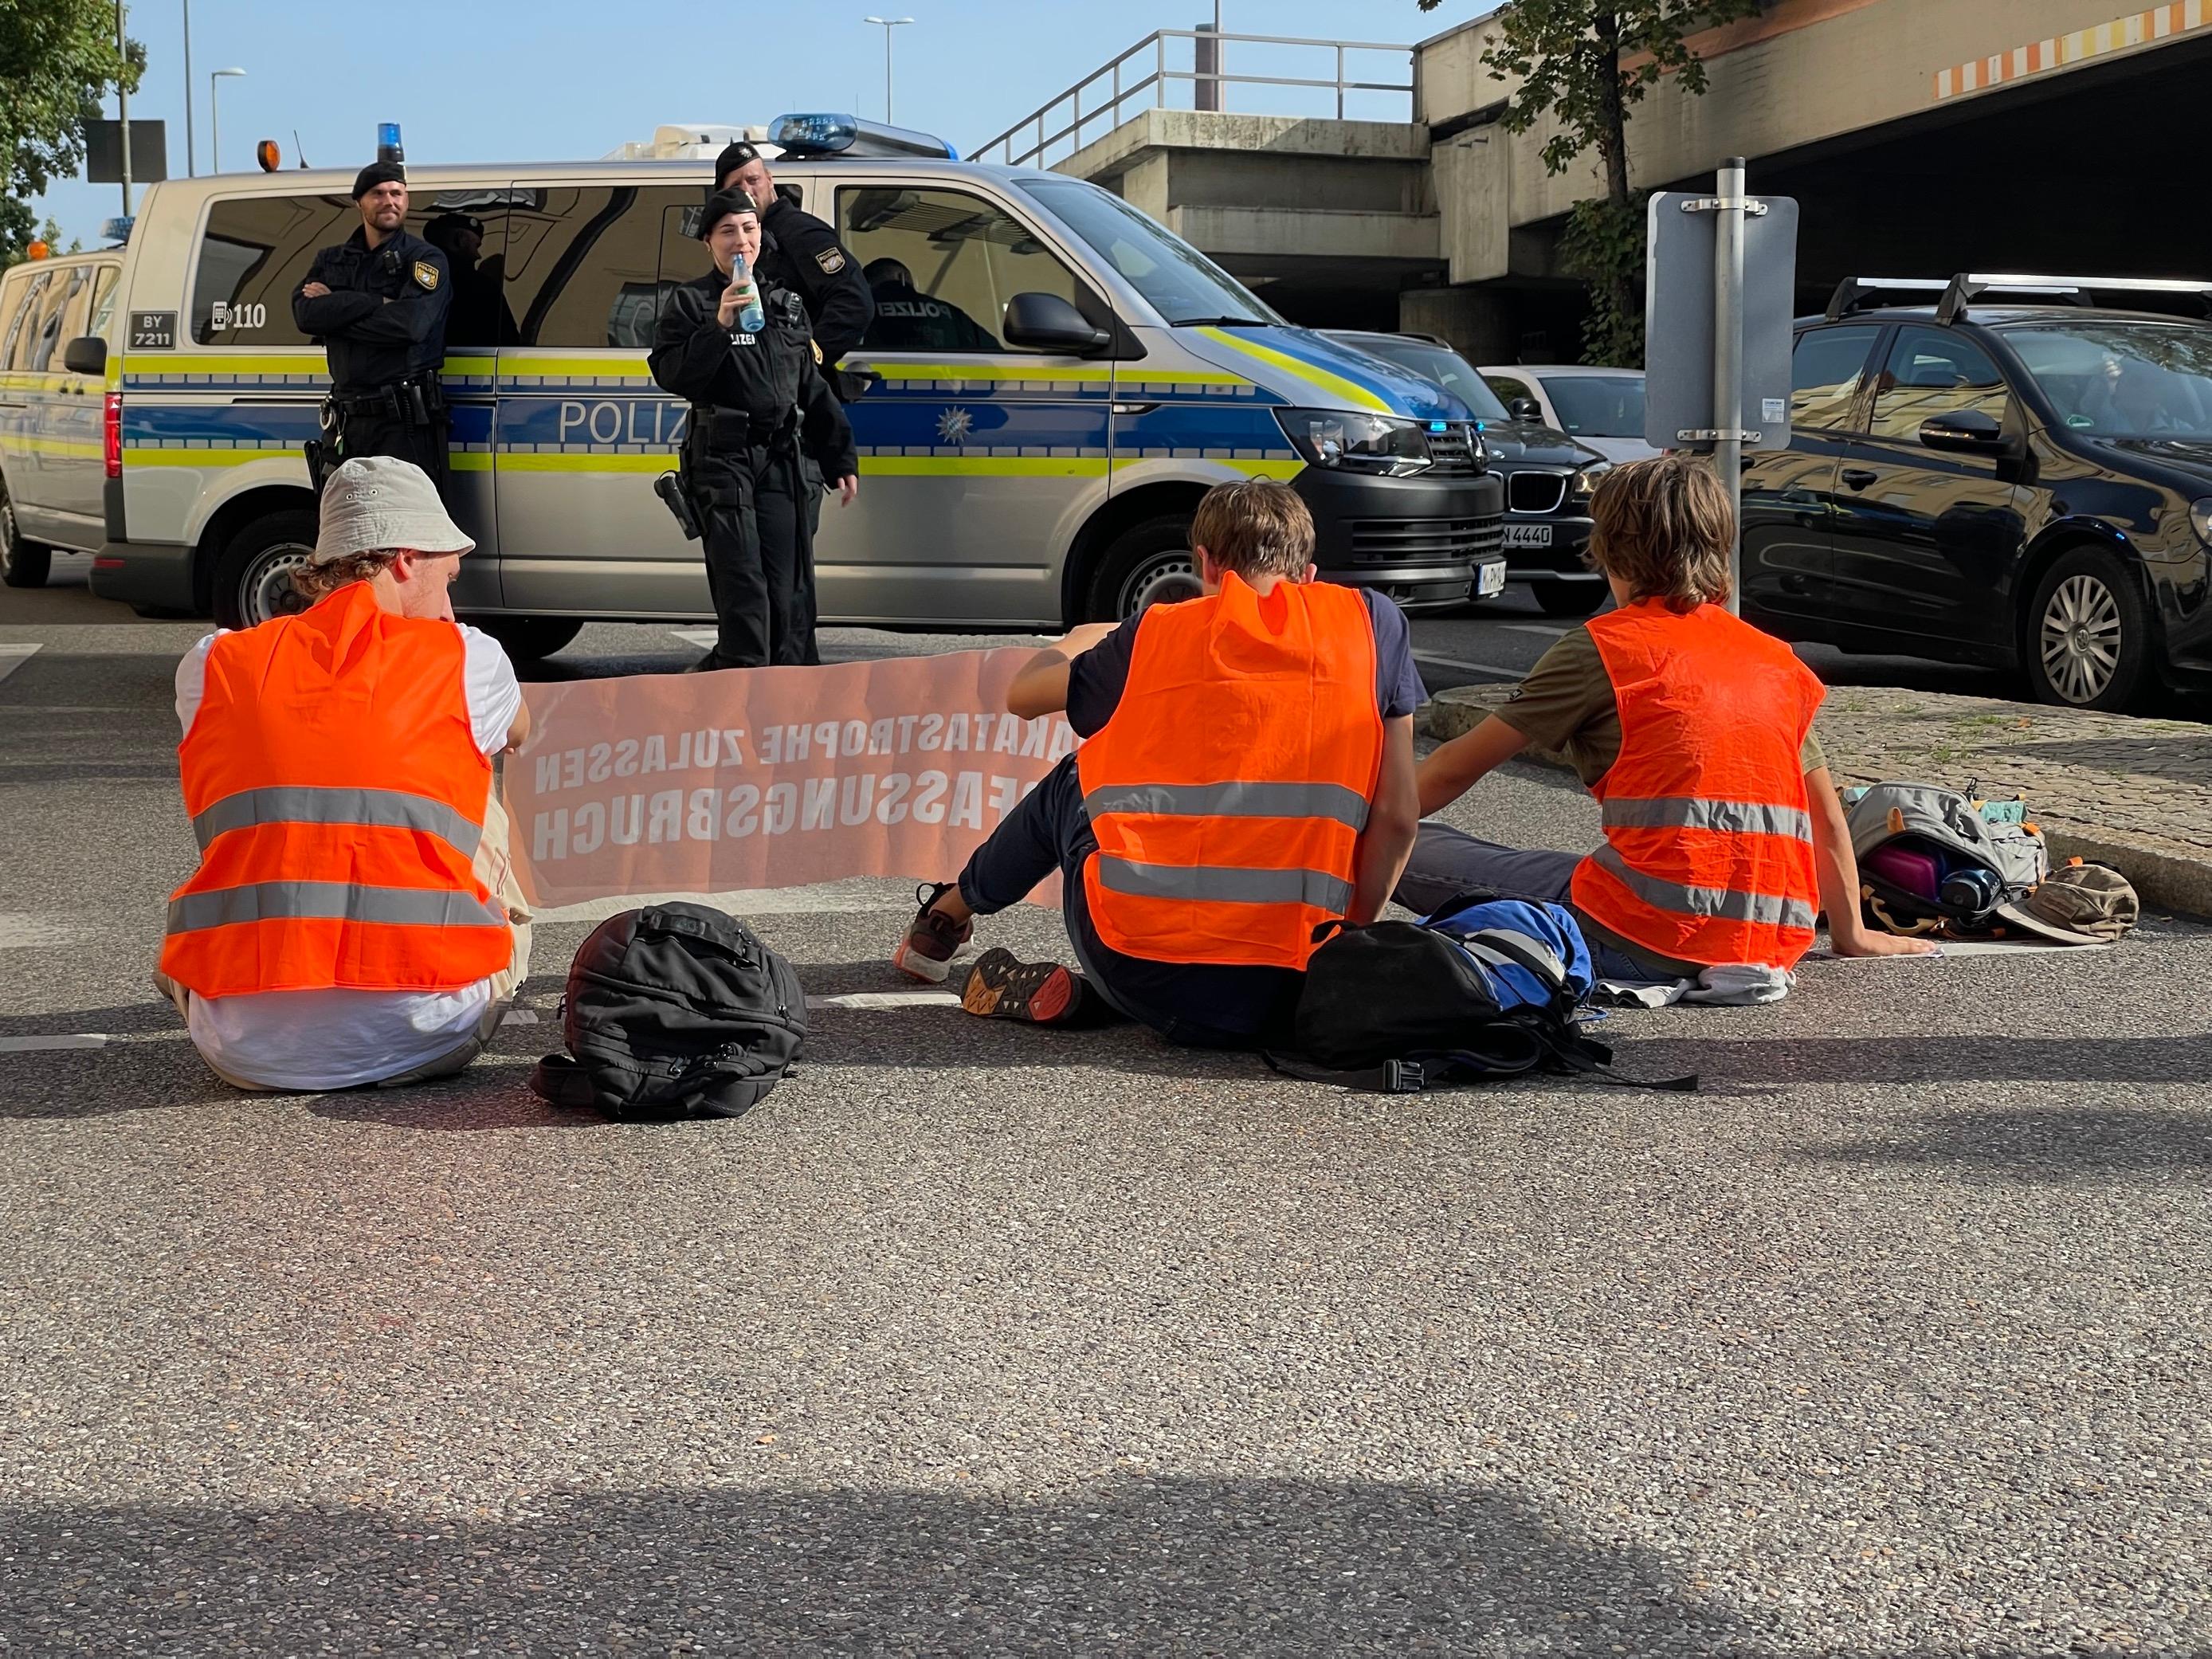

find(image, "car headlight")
[2192,498,2212,546]
[1273,408,1433,477]
[1570,461,1612,501]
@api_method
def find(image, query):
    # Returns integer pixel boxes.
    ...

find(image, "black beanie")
[713,141,761,186]
[352,159,406,200]
[697,189,759,241]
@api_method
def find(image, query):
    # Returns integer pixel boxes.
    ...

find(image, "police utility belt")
[688,406,797,454]
[322,370,446,426]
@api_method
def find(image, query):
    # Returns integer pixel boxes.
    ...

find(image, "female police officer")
[649,190,858,672]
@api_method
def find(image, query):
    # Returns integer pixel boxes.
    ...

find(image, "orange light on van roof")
[256,139,281,173]
[25,241,49,260]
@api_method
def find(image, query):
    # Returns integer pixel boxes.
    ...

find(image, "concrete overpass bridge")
[977,2,2212,362]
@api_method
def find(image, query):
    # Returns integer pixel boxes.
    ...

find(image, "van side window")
[88,265,121,343]
[837,186,1085,355]
[27,268,89,372]
[500,185,700,350]
[192,194,516,348]
[0,271,45,373]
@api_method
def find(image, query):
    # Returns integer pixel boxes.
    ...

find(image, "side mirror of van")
[1002,292,1109,357]
[63,335,108,378]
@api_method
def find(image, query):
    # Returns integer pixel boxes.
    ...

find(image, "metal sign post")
[1644,159,1798,616]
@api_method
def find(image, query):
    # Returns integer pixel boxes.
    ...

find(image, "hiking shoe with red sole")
[959,947,1087,1026]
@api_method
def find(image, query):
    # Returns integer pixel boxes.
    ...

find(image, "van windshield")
[1015,176,1276,327]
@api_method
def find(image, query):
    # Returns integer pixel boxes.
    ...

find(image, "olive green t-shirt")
[1494,626,1826,788]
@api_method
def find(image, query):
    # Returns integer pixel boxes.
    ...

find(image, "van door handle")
[1840,468,1878,491]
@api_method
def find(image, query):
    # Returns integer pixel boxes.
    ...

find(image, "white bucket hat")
[312,456,475,565]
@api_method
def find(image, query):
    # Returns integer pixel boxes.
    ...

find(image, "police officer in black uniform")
[649,191,858,672]
[714,141,874,399]
[861,258,998,351]
[292,162,453,492]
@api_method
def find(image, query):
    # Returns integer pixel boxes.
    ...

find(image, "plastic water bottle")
[730,255,765,334]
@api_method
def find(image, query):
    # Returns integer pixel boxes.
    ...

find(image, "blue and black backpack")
[1272,891,1695,1094]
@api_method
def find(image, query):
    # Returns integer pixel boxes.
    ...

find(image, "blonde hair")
[1190,479,1315,580]
[294,549,398,600]
[1584,454,1734,612]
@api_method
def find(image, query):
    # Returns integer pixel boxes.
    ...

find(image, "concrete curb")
[1418,682,2212,920]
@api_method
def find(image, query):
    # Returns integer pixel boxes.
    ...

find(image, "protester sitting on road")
[1402,454,1936,979]
[155,457,533,1092]
[892,478,1424,1045]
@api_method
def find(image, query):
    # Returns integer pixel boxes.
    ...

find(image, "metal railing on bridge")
[971,30,1414,170]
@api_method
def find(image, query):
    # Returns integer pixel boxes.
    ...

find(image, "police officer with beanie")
[649,190,857,672]
[293,162,453,491]
[714,141,873,399]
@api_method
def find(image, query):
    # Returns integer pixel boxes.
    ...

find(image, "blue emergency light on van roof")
[100,216,134,245]
[376,122,403,164]
[769,112,956,162]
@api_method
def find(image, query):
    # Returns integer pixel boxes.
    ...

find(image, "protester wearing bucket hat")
[155,456,534,1094]
[292,157,454,494]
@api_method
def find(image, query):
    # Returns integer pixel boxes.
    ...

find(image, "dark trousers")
[691,445,813,670]
[335,409,449,494]
[956,755,1273,1049]
[1394,822,1665,982]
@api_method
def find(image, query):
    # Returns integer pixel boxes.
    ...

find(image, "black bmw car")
[1328,331,1614,616]
[1747,276,2212,710]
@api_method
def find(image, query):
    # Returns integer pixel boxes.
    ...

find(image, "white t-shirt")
[174,619,523,1092]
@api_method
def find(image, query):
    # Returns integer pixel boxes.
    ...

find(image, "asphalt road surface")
[4,559,2210,1656]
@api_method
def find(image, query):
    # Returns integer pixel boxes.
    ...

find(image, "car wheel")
[1530,578,1606,618]
[463,616,585,661]
[1086,513,1203,622]
[0,486,52,589]
[213,508,320,629]
[2025,546,2151,712]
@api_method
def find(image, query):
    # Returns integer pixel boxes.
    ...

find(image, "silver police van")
[37,116,1505,655]
[0,247,127,588]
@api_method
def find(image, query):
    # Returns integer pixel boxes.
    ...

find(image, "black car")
[1744,274,2212,710]
[1328,331,1613,616]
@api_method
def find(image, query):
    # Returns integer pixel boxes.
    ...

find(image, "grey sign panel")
[84,120,169,185]
[1643,190,1798,452]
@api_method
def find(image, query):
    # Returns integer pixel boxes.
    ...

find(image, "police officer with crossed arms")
[293,161,453,491]
[650,191,857,673]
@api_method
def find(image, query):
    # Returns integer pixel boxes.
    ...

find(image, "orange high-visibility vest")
[160,581,512,998]
[1077,571,1383,971]
[1569,600,1826,969]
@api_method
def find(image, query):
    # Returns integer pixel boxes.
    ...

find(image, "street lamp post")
[862,16,914,123]
[210,67,245,172]
[181,0,194,176]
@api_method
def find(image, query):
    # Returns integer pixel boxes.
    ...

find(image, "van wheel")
[464,616,585,661]
[214,508,320,629]
[2025,546,2151,712]
[1087,513,1202,621]
[1531,578,1606,618]
[0,488,51,589]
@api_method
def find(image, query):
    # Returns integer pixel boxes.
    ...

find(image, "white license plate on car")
[1503,524,1554,549]
[1475,560,1508,598]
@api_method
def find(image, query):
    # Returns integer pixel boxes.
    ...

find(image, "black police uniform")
[863,276,998,352]
[292,169,453,491]
[649,265,857,671]
[713,144,874,398]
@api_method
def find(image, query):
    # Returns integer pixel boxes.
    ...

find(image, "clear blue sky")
[41,0,1492,248]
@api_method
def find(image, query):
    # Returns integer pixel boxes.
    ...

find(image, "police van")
[0,245,127,588]
[46,116,1506,655]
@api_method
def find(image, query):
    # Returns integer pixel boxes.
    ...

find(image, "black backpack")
[1274,914,1694,1095]
[528,903,807,1120]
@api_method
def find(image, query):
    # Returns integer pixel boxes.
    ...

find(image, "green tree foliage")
[0,0,144,263]
[1418,0,1759,364]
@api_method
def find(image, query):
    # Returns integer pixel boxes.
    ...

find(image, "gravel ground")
[2,606,2208,1655]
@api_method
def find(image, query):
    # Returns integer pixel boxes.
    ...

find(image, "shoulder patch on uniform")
[814,247,846,276]
[413,261,440,291]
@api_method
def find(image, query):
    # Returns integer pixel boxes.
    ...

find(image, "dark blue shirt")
[1066,586,1426,1043]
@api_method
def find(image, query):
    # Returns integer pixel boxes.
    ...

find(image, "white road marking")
[501,1008,540,1025]
[1413,651,1524,681]
[0,642,42,683]
[0,914,76,949]
[1502,624,1572,638]
[670,629,719,648]
[533,880,908,924]
[0,1034,108,1053]
[808,990,959,1010]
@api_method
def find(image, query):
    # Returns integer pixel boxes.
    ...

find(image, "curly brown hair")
[293,549,400,601]
[1584,454,1734,613]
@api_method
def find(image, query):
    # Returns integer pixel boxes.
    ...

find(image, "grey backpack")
[1845,782,2049,933]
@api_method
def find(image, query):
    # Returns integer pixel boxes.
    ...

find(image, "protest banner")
[504,649,1078,910]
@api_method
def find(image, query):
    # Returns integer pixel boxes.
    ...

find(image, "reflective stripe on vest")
[1588,845,1817,931]
[1093,855,1355,915]
[1599,795,1812,843]
[192,785,484,858]
[167,880,510,935]
[1081,779,1371,833]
